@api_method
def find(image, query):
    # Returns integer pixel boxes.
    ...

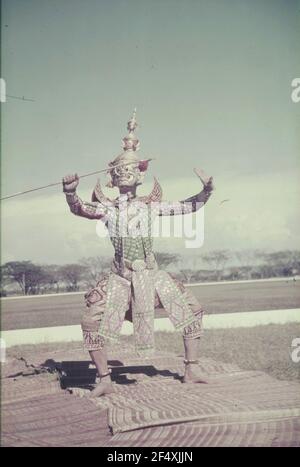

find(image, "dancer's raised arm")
[63,173,107,220]
[158,168,214,216]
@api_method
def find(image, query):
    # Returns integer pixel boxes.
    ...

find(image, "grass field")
[6,323,300,382]
[155,323,300,382]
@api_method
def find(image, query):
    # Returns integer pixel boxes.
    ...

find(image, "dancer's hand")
[62,173,79,193]
[194,168,214,191]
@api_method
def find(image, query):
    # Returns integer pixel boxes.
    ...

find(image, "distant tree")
[0,266,10,296]
[180,269,194,283]
[202,250,231,280]
[59,264,87,291]
[41,265,62,293]
[233,250,256,279]
[1,261,51,295]
[79,256,111,287]
[180,269,201,283]
[258,250,300,277]
[155,252,180,269]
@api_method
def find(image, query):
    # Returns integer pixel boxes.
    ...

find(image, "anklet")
[184,359,199,365]
[99,369,112,378]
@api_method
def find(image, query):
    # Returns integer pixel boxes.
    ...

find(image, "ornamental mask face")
[110,152,143,188]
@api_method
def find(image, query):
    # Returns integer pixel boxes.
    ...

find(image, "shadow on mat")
[42,359,182,390]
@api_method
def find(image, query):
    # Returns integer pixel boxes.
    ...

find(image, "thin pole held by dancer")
[0,158,154,201]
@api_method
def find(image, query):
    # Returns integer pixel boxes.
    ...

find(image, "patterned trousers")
[81,269,204,353]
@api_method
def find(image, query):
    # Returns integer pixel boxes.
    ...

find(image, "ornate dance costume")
[63,112,213,356]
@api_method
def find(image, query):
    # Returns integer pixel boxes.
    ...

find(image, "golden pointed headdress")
[92,110,162,205]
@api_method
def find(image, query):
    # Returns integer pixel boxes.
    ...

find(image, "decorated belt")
[113,253,157,275]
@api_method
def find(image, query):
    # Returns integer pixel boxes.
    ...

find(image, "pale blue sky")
[1,0,300,263]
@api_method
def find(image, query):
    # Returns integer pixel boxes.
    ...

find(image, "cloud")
[1,169,300,264]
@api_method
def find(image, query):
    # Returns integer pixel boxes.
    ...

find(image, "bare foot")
[183,367,209,384]
[89,380,115,398]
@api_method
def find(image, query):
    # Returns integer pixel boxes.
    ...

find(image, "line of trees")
[0,261,88,296]
[1,249,299,296]
[179,249,300,283]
